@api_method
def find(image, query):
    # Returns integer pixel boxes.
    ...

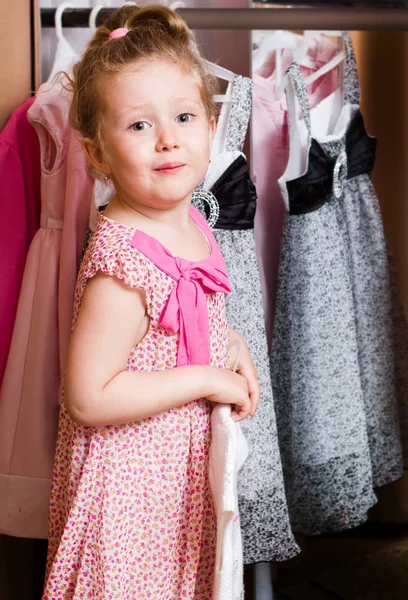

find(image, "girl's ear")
[208,116,216,158]
[209,116,216,141]
[82,138,111,178]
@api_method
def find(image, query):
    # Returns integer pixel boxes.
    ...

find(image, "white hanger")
[302,49,345,87]
[294,30,342,65]
[89,3,110,35]
[54,2,77,43]
[187,38,273,104]
[209,61,274,103]
[47,2,80,83]
[252,30,317,74]
[275,45,346,102]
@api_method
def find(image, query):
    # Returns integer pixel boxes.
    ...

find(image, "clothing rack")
[40,6,408,31]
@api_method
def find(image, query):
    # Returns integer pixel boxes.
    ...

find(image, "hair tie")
[108,27,129,41]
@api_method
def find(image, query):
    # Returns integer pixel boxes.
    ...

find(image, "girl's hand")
[228,329,260,418]
[206,368,252,422]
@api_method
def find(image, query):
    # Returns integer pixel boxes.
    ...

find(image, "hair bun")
[127,5,192,46]
[102,5,137,31]
[91,5,193,51]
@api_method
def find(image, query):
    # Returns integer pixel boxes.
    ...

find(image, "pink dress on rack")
[252,34,338,343]
[0,97,41,386]
[0,76,92,539]
[43,207,230,600]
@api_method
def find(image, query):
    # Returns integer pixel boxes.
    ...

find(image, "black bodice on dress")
[287,110,377,216]
[204,155,257,230]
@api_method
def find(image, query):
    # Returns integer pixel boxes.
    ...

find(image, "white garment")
[209,404,248,600]
[47,35,79,84]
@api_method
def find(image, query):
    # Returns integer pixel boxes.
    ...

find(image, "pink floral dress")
[42,208,231,600]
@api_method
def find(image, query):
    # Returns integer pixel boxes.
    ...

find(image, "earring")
[97,169,110,184]
[191,188,220,229]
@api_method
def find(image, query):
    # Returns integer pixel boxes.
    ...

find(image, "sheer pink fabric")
[0,79,92,539]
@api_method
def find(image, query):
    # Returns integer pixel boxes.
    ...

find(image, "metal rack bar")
[40,7,408,31]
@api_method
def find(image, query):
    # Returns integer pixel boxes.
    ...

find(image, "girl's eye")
[176,113,195,124]
[130,121,149,132]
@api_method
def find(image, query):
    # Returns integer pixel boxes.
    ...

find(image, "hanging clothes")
[196,74,299,563]
[271,58,378,535]
[252,33,338,342]
[0,41,93,538]
[315,32,403,487]
[0,97,41,386]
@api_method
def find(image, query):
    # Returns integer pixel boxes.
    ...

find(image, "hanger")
[54,2,77,44]
[210,61,274,104]
[294,30,342,65]
[252,30,317,75]
[301,49,345,87]
[89,3,110,34]
[47,2,80,83]
[184,34,272,104]
[275,40,346,102]
[196,59,272,103]
[274,31,345,102]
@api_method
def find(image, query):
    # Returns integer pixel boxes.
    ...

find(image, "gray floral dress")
[271,49,386,536]
[194,75,299,564]
[333,34,403,487]
[272,33,407,536]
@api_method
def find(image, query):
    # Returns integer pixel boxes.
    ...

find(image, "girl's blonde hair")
[68,4,219,145]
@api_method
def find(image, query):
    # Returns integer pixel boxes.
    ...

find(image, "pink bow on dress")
[130,207,231,366]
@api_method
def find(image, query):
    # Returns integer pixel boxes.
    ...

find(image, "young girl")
[42,5,259,599]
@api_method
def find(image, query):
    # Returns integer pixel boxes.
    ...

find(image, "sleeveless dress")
[318,33,403,487]
[252,33,338,341]
[43,207,230,600]
[195,74,299,563]
[271,57,378,535]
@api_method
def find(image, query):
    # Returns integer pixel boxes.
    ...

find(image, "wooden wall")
[0,0,33,129]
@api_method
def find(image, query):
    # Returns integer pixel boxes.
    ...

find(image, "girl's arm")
[65,273,250,426]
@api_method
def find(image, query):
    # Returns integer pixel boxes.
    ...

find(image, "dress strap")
[284,61,312,136]
[211,74,252,159]
[211,80,233,159]
[342,32,361,106]
[225,74,252,153]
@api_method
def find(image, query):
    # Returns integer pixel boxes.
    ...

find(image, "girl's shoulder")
[81,213,153,293]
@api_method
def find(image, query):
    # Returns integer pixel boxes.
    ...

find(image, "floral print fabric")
[42,214,230,599]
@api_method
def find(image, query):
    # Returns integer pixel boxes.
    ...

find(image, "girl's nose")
[155,124,180,152]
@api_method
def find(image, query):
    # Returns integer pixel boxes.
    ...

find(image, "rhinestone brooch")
[192,189,220,229]
[332,150,348,199]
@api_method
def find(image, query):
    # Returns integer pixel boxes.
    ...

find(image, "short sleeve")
[27,79,71,174]
[81,239,154,315]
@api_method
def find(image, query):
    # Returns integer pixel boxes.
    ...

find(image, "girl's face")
[85,58,215,211]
